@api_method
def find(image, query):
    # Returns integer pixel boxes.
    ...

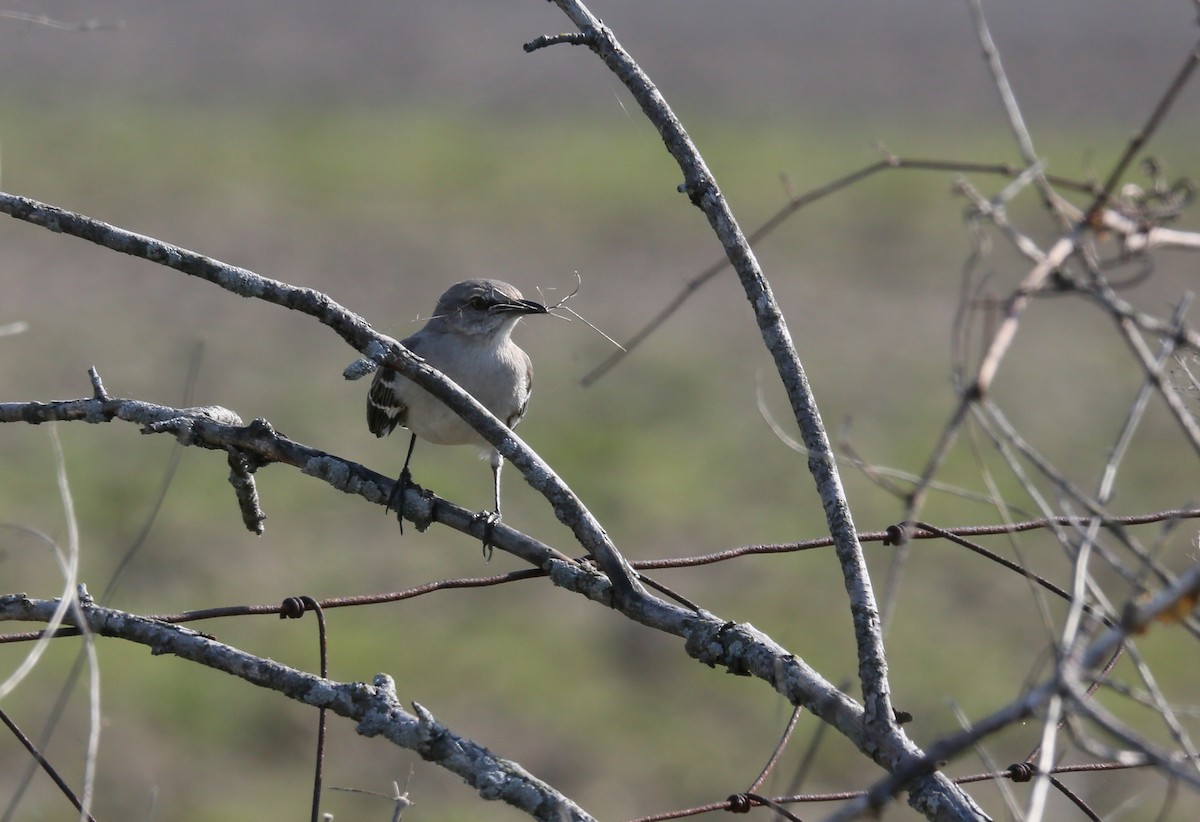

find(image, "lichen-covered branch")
[0,590,597,822]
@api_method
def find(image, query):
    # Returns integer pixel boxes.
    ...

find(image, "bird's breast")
[396,339,532,446]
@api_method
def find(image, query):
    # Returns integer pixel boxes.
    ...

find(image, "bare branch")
[534,2,991,818]
[0,190,642,603]
[0,590,597,822]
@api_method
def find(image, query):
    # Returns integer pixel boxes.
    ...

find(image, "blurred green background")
[2,2,1200,820]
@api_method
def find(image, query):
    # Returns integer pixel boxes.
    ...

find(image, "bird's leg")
[386,434,419,532]
[474,454,504,559]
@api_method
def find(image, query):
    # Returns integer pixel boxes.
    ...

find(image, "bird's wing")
[367,367,409,437]
[506,350,534,428]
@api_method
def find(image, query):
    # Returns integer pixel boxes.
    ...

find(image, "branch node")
[522,31,594,53]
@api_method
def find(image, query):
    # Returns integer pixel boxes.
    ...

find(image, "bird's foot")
[473,509,502,560]
[386,467,416,533]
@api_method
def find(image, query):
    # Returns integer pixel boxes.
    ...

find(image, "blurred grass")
[2,101,1199,820]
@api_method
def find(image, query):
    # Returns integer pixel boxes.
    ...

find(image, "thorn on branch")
[522,31,595,53]
[87,366,108,401]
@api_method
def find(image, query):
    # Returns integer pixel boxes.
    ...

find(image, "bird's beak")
[500,298,549,316]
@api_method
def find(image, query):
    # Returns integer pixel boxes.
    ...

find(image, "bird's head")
[432,279,548,338]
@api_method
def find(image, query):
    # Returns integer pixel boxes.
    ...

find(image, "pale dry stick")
[981,399,1200,646]
[1057,588,1200,792]
[1079,280,1200,355]
[830,561,1200,821]
[975,233,1079,396]
[329,772,415,822]
[1028,527,1104,822]
[885,169,1052,630]
[0,191,642,604]
[1019,300,1200,795]
[0,442,86,704]
[0,440,104,821]
[1074,297,1198,606]
[1097,296,1192,505]
[958,220,1163,566]
[947,171,1048,393]
[959,419,1059,642]
[1105,286,1200,458]
[947,700,1022,821]
[904,175,1059,528]
[956,176,1051,267]
[1118,639,1200,778]
[539,274,627,352]
[14,390,229,822]
[1068,693,1200,788]
[1089,272,1200,458]
[47,428,101,822]
[1022,297,1196,663]
[1025,692,1066,822]
[966,0,1069,228]
[972,399,1144,598]
[1103,209,1200,254]
[971,393,1186,813]
[966,398,1148,727]
[950,210,1000,390]
[975,36,1200,399]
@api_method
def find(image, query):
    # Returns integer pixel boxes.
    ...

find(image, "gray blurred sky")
[2,0,1197,128]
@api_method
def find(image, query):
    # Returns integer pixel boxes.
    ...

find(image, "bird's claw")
[473,510,502,560]
[386,468,415,533]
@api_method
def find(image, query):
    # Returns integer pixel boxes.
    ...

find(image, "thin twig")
[0,708,97,822]
[967,0,1067,226]
[1084,40,1200,224]
[581,156,1099,386]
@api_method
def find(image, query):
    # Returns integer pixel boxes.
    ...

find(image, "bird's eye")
[468,296,489,310]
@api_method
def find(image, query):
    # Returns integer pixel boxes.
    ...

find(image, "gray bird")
[367,279,548,538]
